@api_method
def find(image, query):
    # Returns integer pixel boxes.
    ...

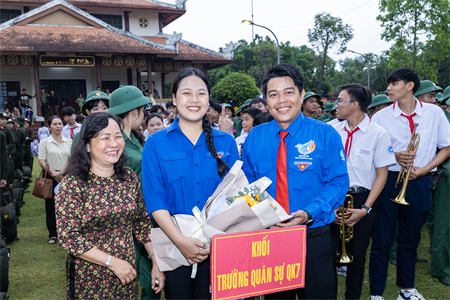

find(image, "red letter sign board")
[211,226,306,300]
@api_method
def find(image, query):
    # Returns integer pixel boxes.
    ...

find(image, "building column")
[96,57,102,90]
[203,64,211,80]
[124,11,130,31]
[127,68,133,85]
[136,68,142,90]
[34,56,42,116]
[146,55,154,93]
[161,73,167,98]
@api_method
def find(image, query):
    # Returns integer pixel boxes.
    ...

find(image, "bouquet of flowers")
[150,161,291,272]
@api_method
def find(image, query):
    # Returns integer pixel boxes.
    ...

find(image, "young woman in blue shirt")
[142,67,239,299]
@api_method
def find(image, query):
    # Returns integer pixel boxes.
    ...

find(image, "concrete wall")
[129,11,159,36]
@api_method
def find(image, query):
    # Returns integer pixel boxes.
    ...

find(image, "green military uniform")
[109,85,158,300]
[1,114,16,184]
[0,131,8,204]
[14,116,27,172]
[24,119,35,171]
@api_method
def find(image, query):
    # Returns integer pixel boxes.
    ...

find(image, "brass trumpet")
[392,123,420,206]
[336,194,354,264]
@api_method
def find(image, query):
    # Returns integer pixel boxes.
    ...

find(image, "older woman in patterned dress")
[55,112,164,299]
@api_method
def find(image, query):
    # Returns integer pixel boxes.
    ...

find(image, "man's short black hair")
[250,98,267,107]
[150,104,165,114]
[213,103,222,114]
[387,67,420,95]
[61,106,76,117]
[262,63,304,98]
[166,100,176,109]
[22,88,26,91]
[339,83,372,113]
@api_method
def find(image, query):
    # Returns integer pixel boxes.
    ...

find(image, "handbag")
[32,169,53,199]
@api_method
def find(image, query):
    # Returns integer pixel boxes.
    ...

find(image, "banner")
[211,226,307,300]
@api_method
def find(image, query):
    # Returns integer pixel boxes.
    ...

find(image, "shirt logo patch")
[360,149,370,155]
[295,161,312,171]
[217,152,224,158]
[340,150,345,161]
[295,140,316,155]
[388,146,394,153]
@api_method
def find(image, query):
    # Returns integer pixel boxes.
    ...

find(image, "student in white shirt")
[331,83,395,300]
[61,106,82,139]
[369,68,450,300]
[37,121,50,141]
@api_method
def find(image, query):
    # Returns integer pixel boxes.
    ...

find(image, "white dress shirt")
[333,115,396,190]
[62,123,82,139]
[372,99,450,172]
[38,126,50,141]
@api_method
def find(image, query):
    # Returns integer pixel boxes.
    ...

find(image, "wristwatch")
[304,210,313,225]
[362,205,372,215]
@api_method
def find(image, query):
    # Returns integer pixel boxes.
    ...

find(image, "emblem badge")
[96,92,101,96]
[295,140,316,155]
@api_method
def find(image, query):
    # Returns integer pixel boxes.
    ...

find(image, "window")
[92,14,122,29]
[0,9,21,24]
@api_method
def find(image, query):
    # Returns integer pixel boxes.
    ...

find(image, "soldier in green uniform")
[429,86,450,286]
[0,112,16,184]
[109,86,163,300]
[324,102,336,122]
[23,118,35,171]
[301,91,321,119]
[414,80,443,104]
[320,102,334,121]
[70,90,109,155]
[0,131,8,204]
[368,94,393,116]
[14,115,27,173]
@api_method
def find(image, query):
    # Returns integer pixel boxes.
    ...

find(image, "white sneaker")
[397,290,426,300]
[371,296,385,300]
[336,265,347,277]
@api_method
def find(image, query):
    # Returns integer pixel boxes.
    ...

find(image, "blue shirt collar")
[165,118,226,145]
[269,111,306,138]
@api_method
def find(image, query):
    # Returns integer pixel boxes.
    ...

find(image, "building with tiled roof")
[0,0,234,117]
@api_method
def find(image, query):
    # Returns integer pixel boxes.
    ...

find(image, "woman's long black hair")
[173,67,229,177]
[64,112,128,181]
[117,106,146,146]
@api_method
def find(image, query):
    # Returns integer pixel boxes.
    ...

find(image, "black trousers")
[331,190,376,300]
[164,258,211,300]
[44,173,57,238]
[41,103,48,120]
[265,224,336,300]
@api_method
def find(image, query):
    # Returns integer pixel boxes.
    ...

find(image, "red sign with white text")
[211,226,307,300]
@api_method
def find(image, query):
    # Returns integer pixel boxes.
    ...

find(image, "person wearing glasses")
[331,83,395,300]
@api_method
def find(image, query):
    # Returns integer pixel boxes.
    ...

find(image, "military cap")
[82,90,110,116]
[303,91,321,102]
[14,115,25,126]
[440,86,450,103]
[7,118,14,123]
[323,102,334,112]
[1,113,8,119]
[369,94,393,109]
[414,80,443,97]
[108,85,150,116]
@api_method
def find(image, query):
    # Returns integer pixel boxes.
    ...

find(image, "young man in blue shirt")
[241,63,349,299]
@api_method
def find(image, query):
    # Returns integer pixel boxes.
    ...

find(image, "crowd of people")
[1,64,449,300]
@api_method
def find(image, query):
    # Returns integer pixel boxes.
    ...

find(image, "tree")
[307,12,353,96]
[211,72,261,104]
[377,0,450,81]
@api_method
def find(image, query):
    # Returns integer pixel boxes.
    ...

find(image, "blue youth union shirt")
[242,113,349,228]
[142,118,240,216]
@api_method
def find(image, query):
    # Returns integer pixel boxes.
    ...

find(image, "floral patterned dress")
[55,167,151,299]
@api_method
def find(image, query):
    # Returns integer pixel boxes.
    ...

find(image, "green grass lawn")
[6,158,450,299]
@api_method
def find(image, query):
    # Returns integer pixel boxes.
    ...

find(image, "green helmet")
[369,94,393,109]
[414,80,443,97]
[82,90,109,116]
[108,85,151,116]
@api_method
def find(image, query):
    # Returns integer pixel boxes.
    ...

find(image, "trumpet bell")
[391,192,410,206]
[336,253,353,264]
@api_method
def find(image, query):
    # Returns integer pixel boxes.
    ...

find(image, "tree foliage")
[377,0,450,81]
[307,12,354,96]
[211,72,261,104]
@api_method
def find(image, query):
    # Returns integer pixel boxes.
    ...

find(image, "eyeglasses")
[335,100,355,105]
